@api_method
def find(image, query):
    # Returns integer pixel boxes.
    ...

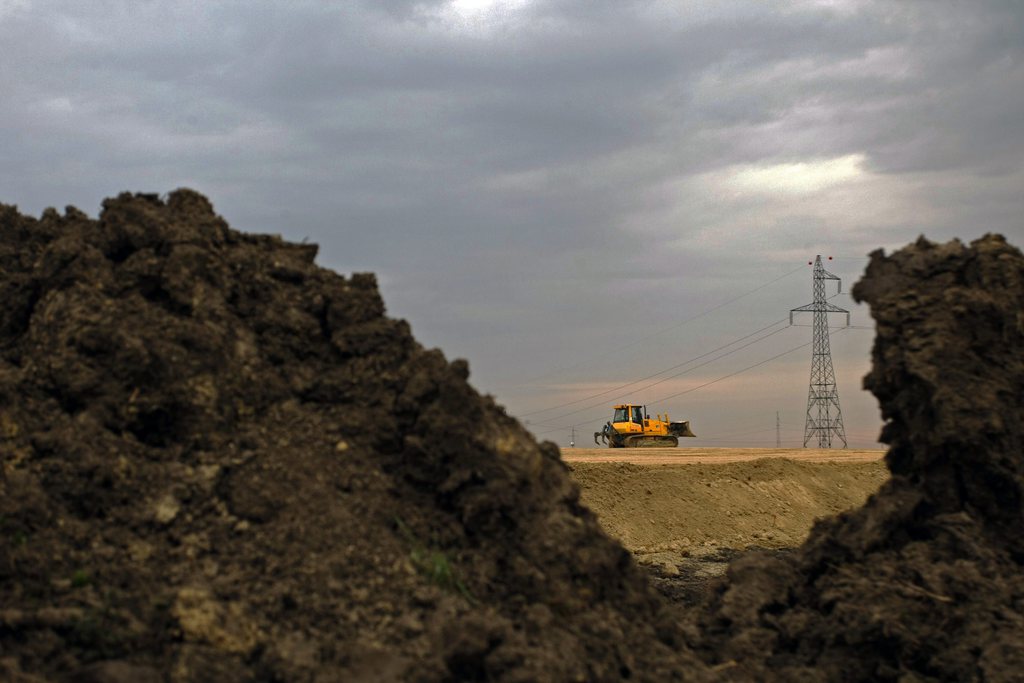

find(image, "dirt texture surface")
[0,192,708,683]
[569,458,887,557]
[0,192,1021,683]
[689,234,1024,681]
[562,447,884,465]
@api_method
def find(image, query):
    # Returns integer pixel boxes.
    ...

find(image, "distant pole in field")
[776,411,781,448]
[790,256,849,448]
[570,426,575,448]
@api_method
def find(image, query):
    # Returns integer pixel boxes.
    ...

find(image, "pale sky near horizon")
[2,1,1022,449]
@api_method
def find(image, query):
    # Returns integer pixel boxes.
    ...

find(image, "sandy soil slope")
[566,453,889,608]
[567,455,887,556]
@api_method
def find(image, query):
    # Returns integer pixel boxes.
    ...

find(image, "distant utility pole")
[790,256,849,448]
[570,426,576,448]
[776,411,781,448]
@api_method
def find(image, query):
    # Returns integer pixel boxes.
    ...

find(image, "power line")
[527,289,853,424]
[690,425,776,439]
[663,413,784,441]
[646,335,814,405]
[511,263,807,386]
[518,317,789,418]
[525,323,794,427]
[531,335,817,436]
[698,437,791,444]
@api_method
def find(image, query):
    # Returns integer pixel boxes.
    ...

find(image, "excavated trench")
[0,191,1020,682]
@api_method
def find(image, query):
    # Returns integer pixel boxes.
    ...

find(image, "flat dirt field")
[563,446,885,465]
[563,447,888,596]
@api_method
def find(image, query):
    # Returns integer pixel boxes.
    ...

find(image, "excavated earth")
[687,233,1024,681]
[568,457,888,571]
[0,192,707,683]
[568,456,889,611]
[0,191,1021,683]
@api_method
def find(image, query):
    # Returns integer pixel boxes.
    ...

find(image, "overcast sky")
[2,0,1022,449]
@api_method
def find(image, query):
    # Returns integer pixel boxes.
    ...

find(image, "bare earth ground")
[3,196,1019,681]
[564,448,889,605]
[563,446,885,465]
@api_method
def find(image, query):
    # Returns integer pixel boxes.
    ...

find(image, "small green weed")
[395,518,475,604]
[71,570,91,588]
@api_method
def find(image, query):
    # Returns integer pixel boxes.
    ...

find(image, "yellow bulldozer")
[594,404,696,448]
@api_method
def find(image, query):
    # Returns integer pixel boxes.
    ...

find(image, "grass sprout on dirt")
[395,517,475,603]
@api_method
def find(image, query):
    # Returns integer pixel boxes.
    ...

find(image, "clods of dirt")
[1,191,1021,683]
[690,234,1024,681]
[0,192,707,682]
[648,547,791,608]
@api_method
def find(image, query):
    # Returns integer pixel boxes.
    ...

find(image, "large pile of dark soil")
[0,191,706,682]
[690,234,1024,681]
[1,191,1021,683]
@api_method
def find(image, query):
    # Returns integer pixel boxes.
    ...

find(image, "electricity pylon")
[790,256,849,448]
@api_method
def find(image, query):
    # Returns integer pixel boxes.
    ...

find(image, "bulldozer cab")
[612,405,644,424]
[610,404,646,436]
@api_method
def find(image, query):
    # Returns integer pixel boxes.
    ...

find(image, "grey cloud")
[1,0,1021,447]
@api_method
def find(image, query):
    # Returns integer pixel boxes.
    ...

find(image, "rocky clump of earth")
[0,191,1021,682]
[0,191,704,682]
[689,234,1024,681]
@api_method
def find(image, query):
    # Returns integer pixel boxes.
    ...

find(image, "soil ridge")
[1,192,1021,682]
[0,191,706,682]
[691,234,1024,681]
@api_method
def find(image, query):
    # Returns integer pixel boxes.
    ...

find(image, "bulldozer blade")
[669,421,696,438]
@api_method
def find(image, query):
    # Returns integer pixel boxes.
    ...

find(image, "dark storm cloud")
[1,0,1022,446]
[2,2,1018,188]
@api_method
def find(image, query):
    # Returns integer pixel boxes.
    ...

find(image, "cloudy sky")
[2,0,1022,448]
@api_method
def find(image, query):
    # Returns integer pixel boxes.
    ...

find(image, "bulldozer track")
[625,435,679,448]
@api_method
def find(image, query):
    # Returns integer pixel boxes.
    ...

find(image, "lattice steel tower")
[790,256,849,448]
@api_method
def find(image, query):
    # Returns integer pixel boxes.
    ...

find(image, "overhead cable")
[514,263,807,386]
[525,322,795,426]
[531,335,816,435]
[518,317,789,418]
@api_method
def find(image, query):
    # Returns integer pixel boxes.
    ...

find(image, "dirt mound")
[691,235,1024,681]
[570,458,887,554]
[2,192,1021,683]
[0,192,707,682]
